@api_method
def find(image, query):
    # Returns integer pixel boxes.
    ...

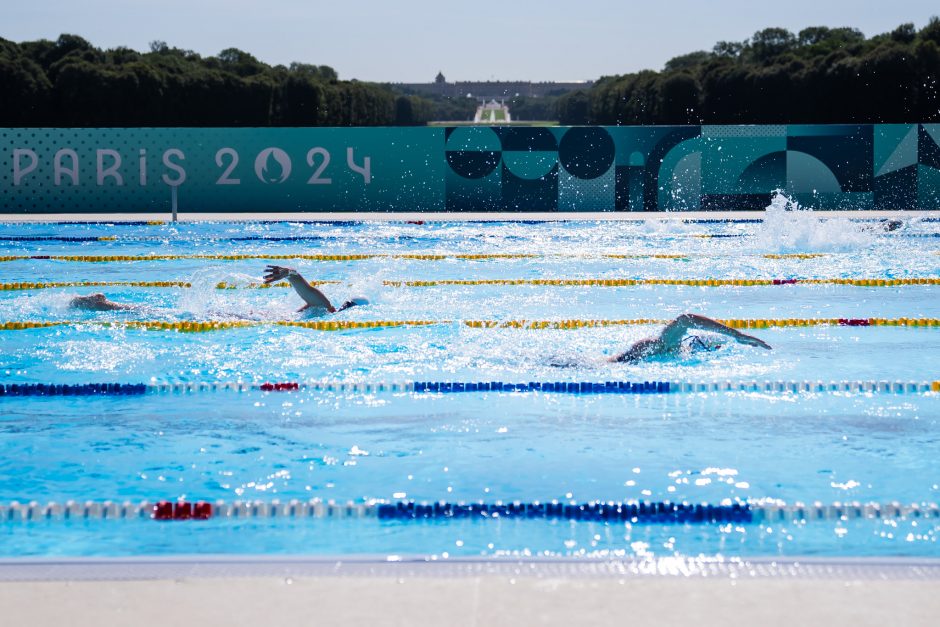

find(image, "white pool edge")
[2,554,939,581]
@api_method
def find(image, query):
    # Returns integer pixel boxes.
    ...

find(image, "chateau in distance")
[395,72,593,100]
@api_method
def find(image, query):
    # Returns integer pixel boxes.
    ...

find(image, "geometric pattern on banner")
[3,125,939,213]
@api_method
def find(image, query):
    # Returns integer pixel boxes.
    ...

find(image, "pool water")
[1,207,938,559]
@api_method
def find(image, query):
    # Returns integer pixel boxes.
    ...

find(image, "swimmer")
[68,293,137,311]
[263,265,368,313]
[610,313,771,364]
[858,218,903,233]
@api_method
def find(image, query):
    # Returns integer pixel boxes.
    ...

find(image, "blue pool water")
[1,206,938,559]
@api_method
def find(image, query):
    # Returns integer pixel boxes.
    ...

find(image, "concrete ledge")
[0,557,937,627]
[1,210,936,223]
[2,555,939,581]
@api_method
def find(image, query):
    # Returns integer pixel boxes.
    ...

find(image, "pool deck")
[1,210,936,222]
[1,556,938,626]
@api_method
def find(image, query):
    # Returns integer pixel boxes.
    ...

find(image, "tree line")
[3,21,939,127]
[558,18,940,125]
[0,35,434,126]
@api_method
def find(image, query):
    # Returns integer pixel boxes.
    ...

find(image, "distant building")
[396,74,593,99]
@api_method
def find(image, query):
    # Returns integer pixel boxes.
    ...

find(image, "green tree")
[664,51,712,72]
[748,27,797,63]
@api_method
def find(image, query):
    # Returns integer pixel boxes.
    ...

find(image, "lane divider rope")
[382,278,940,288]
[0,253,842,263]
[7,218,938,226]
[1,499,936,523]
[2,380,938,397]
[0,320,441,332]
[2,318,940,332]
[0,254,542,262]
[4,278,939,291]
[0,281,338,291]
[3,233,938,243]
[461,318,940,329]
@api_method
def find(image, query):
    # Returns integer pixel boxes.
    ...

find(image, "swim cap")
[336,296,369,312]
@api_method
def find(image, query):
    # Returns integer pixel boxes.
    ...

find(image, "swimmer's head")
[336,297,369,312]
[69,293,108,309]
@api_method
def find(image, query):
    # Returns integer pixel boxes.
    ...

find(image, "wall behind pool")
[2,125,940,213]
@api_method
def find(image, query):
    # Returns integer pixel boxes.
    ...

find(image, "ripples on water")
[0,198,938,558]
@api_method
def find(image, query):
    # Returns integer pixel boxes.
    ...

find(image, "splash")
[176,267,287,321]
[753,190,871,252]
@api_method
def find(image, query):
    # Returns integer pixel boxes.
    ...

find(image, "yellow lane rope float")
[2,318,938,332]
[603,254,690,259]
[4,278,937,291]
[463,318,940,329]
[0,253,544,263]
[382,278,940,287]
[0,320,442,332]
[0,252,832,263]
[0,281,335,290]
[1,281,193,290]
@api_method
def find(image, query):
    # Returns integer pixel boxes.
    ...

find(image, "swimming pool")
[1,205,938,560]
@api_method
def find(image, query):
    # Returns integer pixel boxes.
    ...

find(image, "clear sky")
[5,0,938,83]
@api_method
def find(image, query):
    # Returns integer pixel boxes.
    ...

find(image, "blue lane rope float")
[2,380,938,397]
[0,383,148,396]
[0,498,936,523]
[3,232,936,242]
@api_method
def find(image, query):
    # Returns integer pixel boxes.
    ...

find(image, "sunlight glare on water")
[0,204,938,558]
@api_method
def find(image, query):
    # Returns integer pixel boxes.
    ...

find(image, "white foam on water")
[337,267,384,308]
[753,190,872,252]
[176,267,288,320]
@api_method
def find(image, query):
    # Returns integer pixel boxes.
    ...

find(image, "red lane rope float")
[152,500,213,520]
[259,382,300,391]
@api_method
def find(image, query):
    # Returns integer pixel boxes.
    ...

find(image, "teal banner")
[2,125,939,212]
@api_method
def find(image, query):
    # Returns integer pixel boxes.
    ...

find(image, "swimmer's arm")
[263,265,335,312]
[659,313,771,350]
[609,339,657,363]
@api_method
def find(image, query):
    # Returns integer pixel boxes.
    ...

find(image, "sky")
[5,0,939,83]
